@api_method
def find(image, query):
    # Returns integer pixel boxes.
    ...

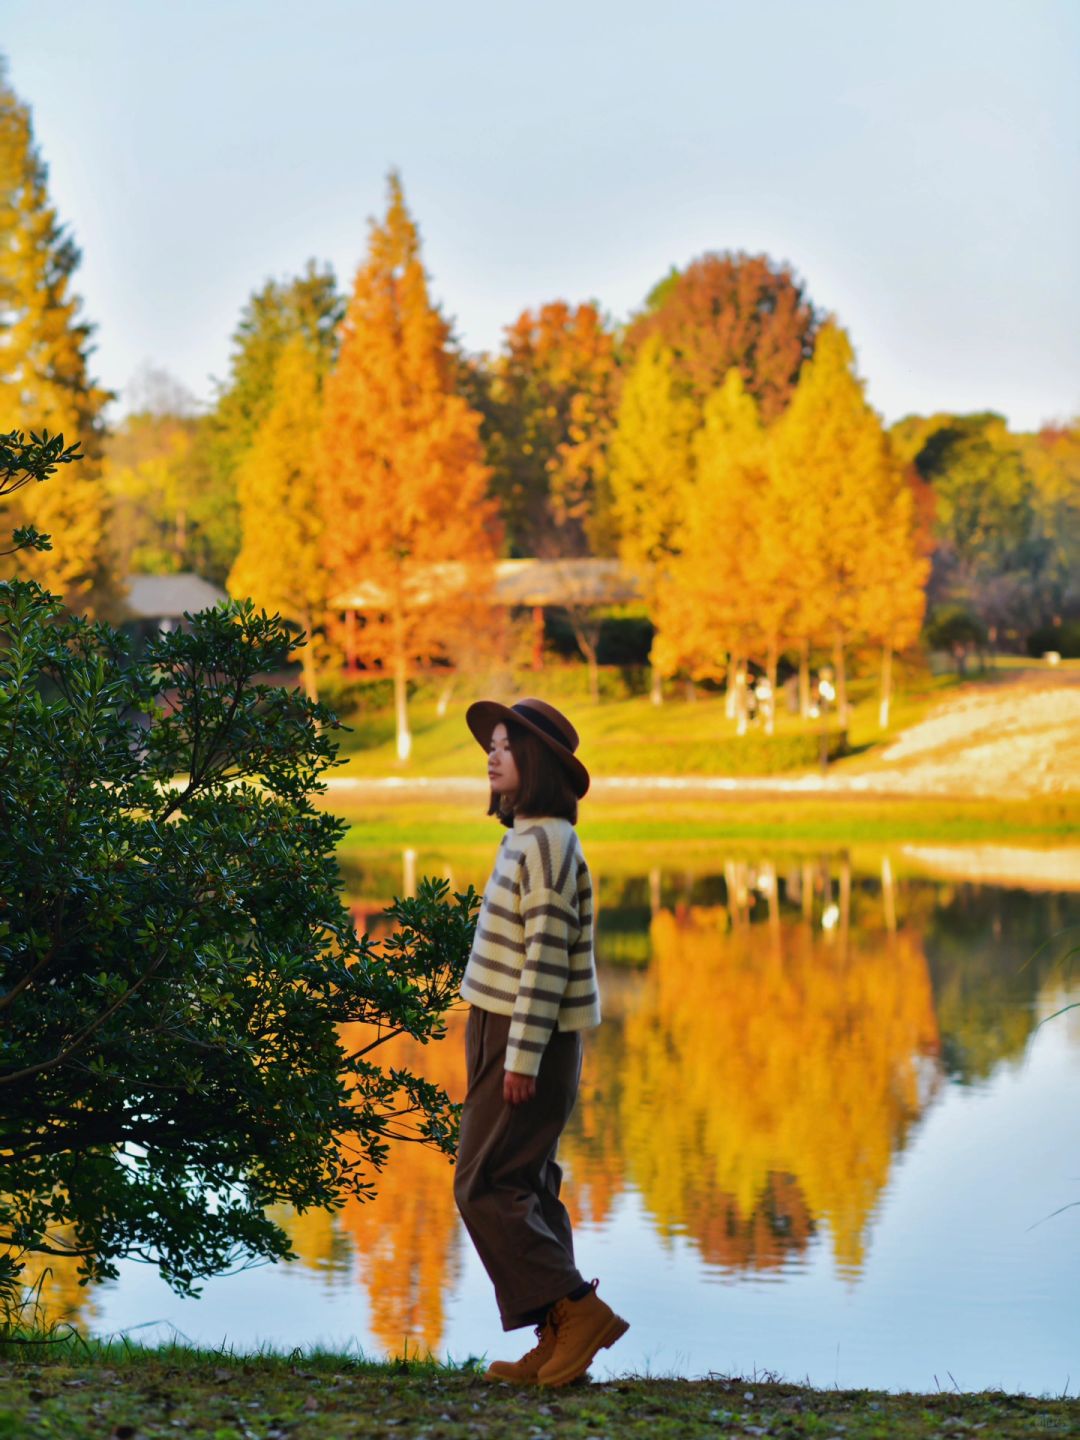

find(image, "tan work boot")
[482,1316,557,1384]
[536,1278,629,1388]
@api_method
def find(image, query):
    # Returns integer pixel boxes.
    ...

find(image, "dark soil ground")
[0,1343,1076,1439]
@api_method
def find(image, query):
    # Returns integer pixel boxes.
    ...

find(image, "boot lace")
[521,1319,553,1359]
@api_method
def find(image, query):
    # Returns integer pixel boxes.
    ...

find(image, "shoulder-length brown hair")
[488,719,579,827]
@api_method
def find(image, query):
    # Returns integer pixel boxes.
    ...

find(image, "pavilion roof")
[120,572,229,620]
[330,558,642,611]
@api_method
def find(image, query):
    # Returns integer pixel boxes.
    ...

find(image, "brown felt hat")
[465,696,590,798]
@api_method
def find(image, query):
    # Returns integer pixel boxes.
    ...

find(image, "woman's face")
[487,722,520,800]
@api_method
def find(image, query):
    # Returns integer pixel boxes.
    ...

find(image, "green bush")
[498,661,650,703]
[0,431,478,1320]
[590,728,849,777]
[925,605,987,652]
[1026,620,1080,659]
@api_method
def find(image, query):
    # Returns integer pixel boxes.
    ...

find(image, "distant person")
[755,676,774,729]
[453,697,629,1387]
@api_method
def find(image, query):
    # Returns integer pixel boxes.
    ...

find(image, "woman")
[452,696,629,1387]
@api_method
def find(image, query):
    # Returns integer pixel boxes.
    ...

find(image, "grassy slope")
[0,1341,1074,1439]
[327,670,967,779]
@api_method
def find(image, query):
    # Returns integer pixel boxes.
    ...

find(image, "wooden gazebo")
[330,557,642,670]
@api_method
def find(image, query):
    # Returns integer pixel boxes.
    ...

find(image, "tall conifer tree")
[0,55,116,613]
[320,171,499,760]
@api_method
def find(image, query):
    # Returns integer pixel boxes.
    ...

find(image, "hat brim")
[466,700,590,799]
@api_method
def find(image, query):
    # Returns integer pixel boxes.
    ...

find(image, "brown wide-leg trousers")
[453,1003,586,1331]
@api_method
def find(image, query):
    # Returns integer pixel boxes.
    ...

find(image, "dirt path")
[834,679,1080,797]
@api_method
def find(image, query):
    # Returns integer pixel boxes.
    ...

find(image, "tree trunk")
[344,609,357,674]
[532,605,545,670]
[881,855,896,935]
[734,660,749,736]
[685,677,697,703]
[798,638,811,718]
[436,674,456,718]
[879,643,893,730]
[577,632,599,705]
[649,865,662,917]
[765,637,779,736]
[763,860,780,944]
[569,611,601,704]
[725,649,739,720]
[650,666,663,706]
[394,654,411,762]
[839,854,851,962]
[298,608,319,704]
[833,632,848,724]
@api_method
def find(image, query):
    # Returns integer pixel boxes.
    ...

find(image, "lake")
[27,843,1080,1397]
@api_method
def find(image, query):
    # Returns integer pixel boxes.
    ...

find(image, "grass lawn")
[326,669,971,780]
[324,792,1080,851]
[0,1338,1074,1439]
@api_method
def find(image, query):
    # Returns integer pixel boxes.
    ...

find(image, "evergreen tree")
[228,333,328,702]
[319,170,499,761]
[0,54,116,614]
[198,260,344,582]
[901,411,1051,642]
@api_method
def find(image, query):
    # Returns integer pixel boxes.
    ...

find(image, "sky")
[4,0,1079,432]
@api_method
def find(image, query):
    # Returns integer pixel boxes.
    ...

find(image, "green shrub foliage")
[0,431,478,1315]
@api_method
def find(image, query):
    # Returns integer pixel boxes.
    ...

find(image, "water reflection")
[27,849,1080,1363]
[298,850,1078,1351]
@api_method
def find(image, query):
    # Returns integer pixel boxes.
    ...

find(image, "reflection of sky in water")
[29,859,1080,1396]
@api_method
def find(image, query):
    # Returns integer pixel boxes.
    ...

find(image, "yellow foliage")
[606,896,940,1274]
[652,369,782,678]
[607,336,699,574]
[768,320,917,650]
[0,65,115,614]
[228,333,329,695]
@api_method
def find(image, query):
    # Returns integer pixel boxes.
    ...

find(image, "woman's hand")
[503,1069,537,1106]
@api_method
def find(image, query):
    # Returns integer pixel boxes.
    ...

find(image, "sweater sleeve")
[504,836,578,1077]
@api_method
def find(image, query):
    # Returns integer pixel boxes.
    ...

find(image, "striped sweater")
[459,814,601,1077]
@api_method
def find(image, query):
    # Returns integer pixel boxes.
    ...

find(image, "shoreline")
[323,771,1080,800]
[1,1340,1076,1437]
